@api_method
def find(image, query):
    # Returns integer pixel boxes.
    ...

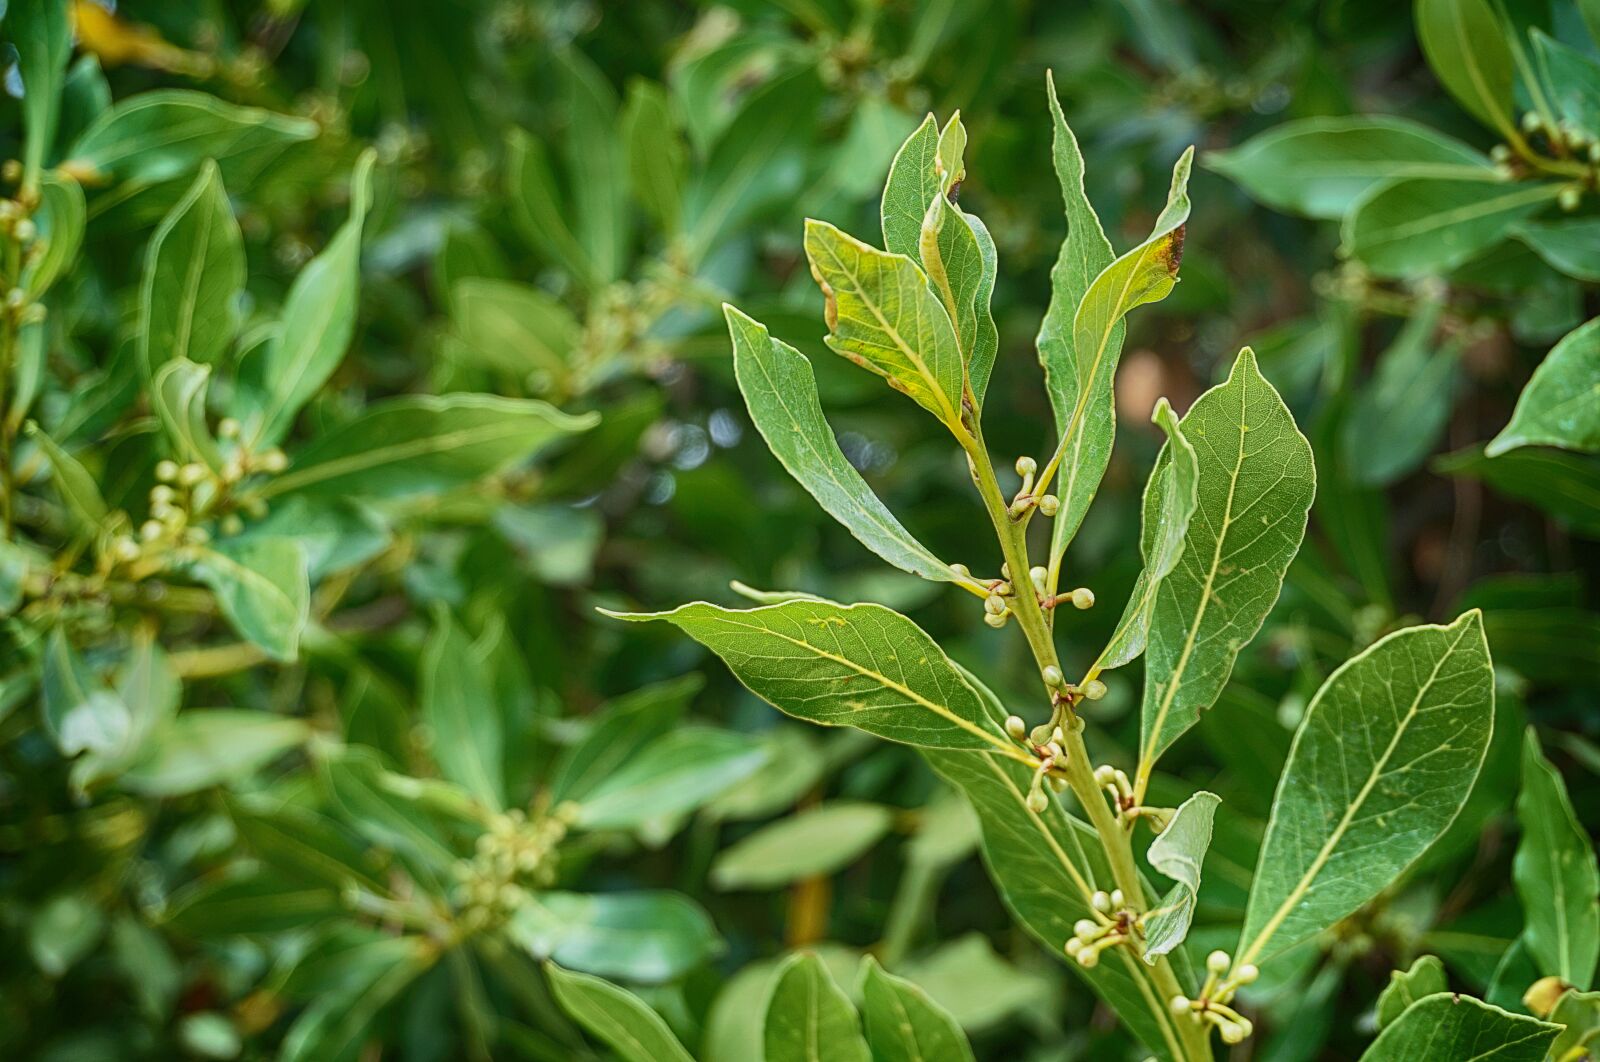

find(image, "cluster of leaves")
[1,1,1596,1060]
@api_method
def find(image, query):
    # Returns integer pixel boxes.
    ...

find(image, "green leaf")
[66,89,318,190]
[449,277,578,382]
[29,893,104,978]
[1487,317,1600,457]
[1095,397,1200,671]
[506,127,595,284]
[1531,29,1600,142]
[10,0,70,194]
[725,305,965,587]
[151,358,223,471]
[605,599,1020,755]
[1238,611,1494,965]
[881,115,941,261]
[1549,988,1600,1061]
[40,628,125,759]
[710,802,893,890]
[1138,349,1314,776]
[619,78,686,234]
[549,675,700,804]
[1141,790,1220,962]
[924,748,1193,1060]
[138,161,243,372]
[228,798,386,895]
[1514,728,1599,989]
[1513,218,1600,283]
[1358,993,1559,1061]
[164,868,341,938]
[546,964,694,1062]
[1376,956,1449,1030]
[507,890,718,984]
[279,936,438,1062]
[249,149,376,445]
[73,633,178,793]
[1344,178,1562,278]
[24,422,106,533]
[1342,293,1463,485]
[803,218,966,431]
[763,952,871,1062]
[22,173,86,298]
[1436,445,1600,537]
[1207,116,1491,220]
[420,608,504,811]
[573,726,766,830]
[263,394,596,500]
[121,710,310,797]
[858,956,975,1062]
[188,537,310,662]
[1415,0,1518,137]
[1045,144,1193,564]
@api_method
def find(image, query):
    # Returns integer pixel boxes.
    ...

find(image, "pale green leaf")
[1095,397,1199,672]
[1514,728,1599,989]
[10,0,70,193]
[1549,988,1600,1061]
[1139,349,1314,775]
[1513,218,1600,283]
[725,305,965,587]
[22,173,86,298]
[262,394,596,500]
[881,115,941,261]
[122,710,311,797]
[1415,0,1518,137]
[548,675,701,805]
[859,956,975,1062]
[24,422,106,533]
[506,127,594,284]
[151,358,223,471]
[507,890,718,984]
[619,78,685,234]
[1343,177,1562,279]
[279,937,437,1062]
[1238,611,1494,965]
[138,160,244,371]
[188,537,309,662]
[1358,992,1558,1061]
[573,726,766,831]
[1142,790,1220,963]
[803,219,966,430]
[1207,116,1491,220]
[1342,293,1463,486]
[1376,956,1449,1029]
[546,964,694,1062]
[421,608,503,811]
[451,277,579,381]
[1487,317,1600,457]
[1531,29,1600,142]
[710,802,893,890]
[604,599,1019,755]
[764,952,871,1062]
[557,48,628,286]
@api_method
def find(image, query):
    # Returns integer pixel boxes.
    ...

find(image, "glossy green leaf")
[163,867,343,938]
[1208,116,1491,220]
[1139,349,1314,775]
[1376,955,1449,1029]
[1342,293,1462,485]
[764,952,871,1062]
[1344,178,1562,278]
[1549,988,1600,1061]
[1238,611,1494,965]
[138,161,243,372]
[803,218,966,430]
[507,890,717,984]
[249,149,376,445]
[1514,218,1600,283]
[1046,144,1192,563]
[188,537,310,662]
[605,599,1018,754]
[726,305,963,586]
[881,115,941,261]
[1358,992,1558,1061]
[122,710,310,797]
[22,173,86,298]
[548,675,700,804]
[40,627,122,755]
[420,609,504,810]
[1532,29,1600,141]
[450,277,578,381]
[620,77,685,234]
[228,798,387,895]
[1436,445,1600,537]
[151,357,224,472]
[546,964,694,1062]
[573,726,766,830]
[24,423,106,533]
[10,0,70,193]
[263,394,596,500]
[506,126,595,284]
[1096,397,1200,672]
[859,956,976,1062]
[1415,0,1517,136]
[279,936,437,1062]
[1515,728,1599,989]
[557,48,628,286]
[1141,790,1220,962]
[1487,317,1600,457]
[710,801,893,890]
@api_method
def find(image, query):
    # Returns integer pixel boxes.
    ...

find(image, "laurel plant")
[606,79,1594,1060]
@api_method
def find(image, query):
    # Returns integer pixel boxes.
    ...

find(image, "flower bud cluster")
[1006,455,1059,520]
[452,803,577,932]
[1064,889,1132,968]
[1169,949,1259,1044]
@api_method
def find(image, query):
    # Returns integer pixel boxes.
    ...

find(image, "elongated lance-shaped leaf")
[1376,956,1449,1030]
[188,537,310,662]
[24,423,106,534]
[1095,398,1200,673]
[1237,611,1494,966]
[152,358,224,472]
[1141,790,1219,963]
[546,964,694,1062]
[924,747,1194,1061]
[1358,992,1559,1061]
[420,608,503,811]
[139,160,244,373]
[12,0,70,196]
[881,116,941,261]
[764,953,870,1062]
[1415,0,1518,139]
[603,599,1024,757]
[1138,349,1314,783]
[1045,145,1193,565]
[726,306,972,589]
[804,219,967,432]
[858,956,975,1062]
[1487,316,1600,457]
[1514,727,1599,989]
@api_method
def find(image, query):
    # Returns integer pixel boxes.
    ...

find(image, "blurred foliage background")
[0,0,1595,1059]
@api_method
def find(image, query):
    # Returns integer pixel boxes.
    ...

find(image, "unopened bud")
[1091,891,1111,913]
[1170,996,1191,1015]
[1065,937,1082,956]
[113,537,140,562]
[949,562,970,578]
[1004,715,1027,740]
[140,520,164,541]
[1070,587,1095,610]
[1083,679,1107,701]
[1041,665,1064,688]
[1015,455,1037,477]
[1037,494,1059,516]
[1235,963,1259,985]
[1220,1021,1246,1044]
[1074,919,1097,938]
[177,462,207,486]
[156,460,179,482]
[983,611,1007,629]
[1110,889,1124,908]
[984,594,1007,615]
[1522,111,1542,132]
[1207,950,1231,974]
[218,417,241,439]
[1094,765,1116,785]
[259,448,288,473]
[1559,185,1582,212]
[1025,788,1049,813]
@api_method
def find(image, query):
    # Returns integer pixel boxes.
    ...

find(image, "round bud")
[218,417,241,439]
[1073,919,1096,940]
[1522,111,1542,132]
[1025,788,1049,814]
[1238,1019,1254,1038]
[260,449,289,473]
[150,485,175,504]
[178,462,207,486]
[1070,586,1095,610]
[1207,950,1231,975]
[999,562,1011,580]
[949,563,971,578]
[1037,494,1059,516]
[221,514,244,536]
[114,537,141,562]
[1065,937,1082,956]
[1004,715,1026,740]
[1,159,20,182]
[1235,963,1259,985]
[1014,455,1037,477]
[14,218,35,243]
[185,526,211,545]
[156,460,179,482]
[1029,564,1048,587]
[1091,891,1111,913]
[1170,996,1191,1015]
[1559,186,1582,212]
[983,612,1007,628]
[1078,950,1099,969]
[984,594,1006,615]
[1110,889,1124,908]
[140,520,164,542]
[1490,144,1511,162]
[1220,1021,1245,1045]
[150,501,174,520]
[1041,665,1064,688]
[1083,679,1108,701]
